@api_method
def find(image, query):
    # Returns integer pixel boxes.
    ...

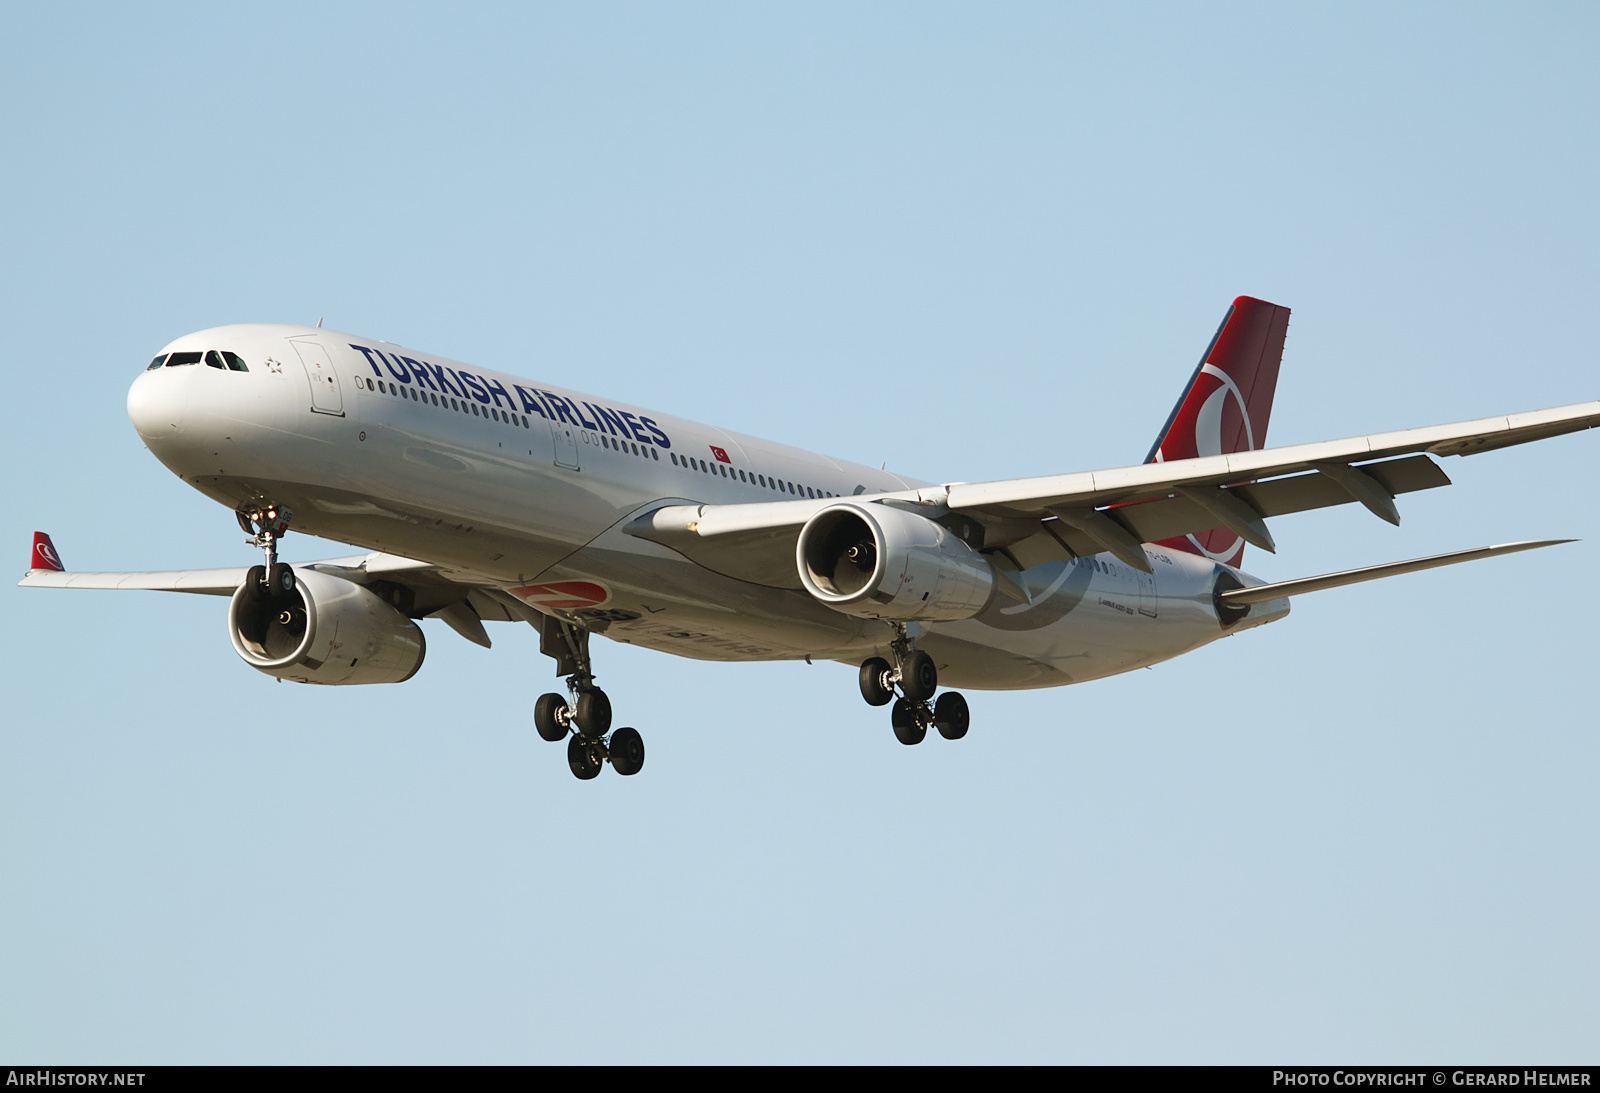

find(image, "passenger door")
[288,337,344,416]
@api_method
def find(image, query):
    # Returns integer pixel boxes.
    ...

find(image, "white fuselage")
[128,324,1286,689]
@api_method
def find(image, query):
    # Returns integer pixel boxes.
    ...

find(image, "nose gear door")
[288,337,344,416]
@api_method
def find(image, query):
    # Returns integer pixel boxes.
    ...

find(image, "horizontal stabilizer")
[1218,539,1575,606]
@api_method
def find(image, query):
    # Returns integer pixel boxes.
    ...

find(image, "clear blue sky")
[2,1,1596,1063]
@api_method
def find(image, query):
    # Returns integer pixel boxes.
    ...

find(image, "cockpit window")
[146,355,168,370]
[165,352,202,367]
[203,350,249,372]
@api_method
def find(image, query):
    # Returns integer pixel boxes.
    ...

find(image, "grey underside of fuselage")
[526,533,1234,690]
[185,472,1233,690]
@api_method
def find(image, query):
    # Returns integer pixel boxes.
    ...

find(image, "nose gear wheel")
[237,504,294,570]
[236,505,297,605]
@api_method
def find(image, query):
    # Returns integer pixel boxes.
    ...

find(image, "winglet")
[31,532,64,572]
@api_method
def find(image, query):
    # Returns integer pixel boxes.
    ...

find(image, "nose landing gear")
[531,615,646,780]
[237,504,297,601]
[860,623,970,745]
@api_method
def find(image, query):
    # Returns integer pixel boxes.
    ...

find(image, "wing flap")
[908,454,1451,571]
[1108,454,1450,547]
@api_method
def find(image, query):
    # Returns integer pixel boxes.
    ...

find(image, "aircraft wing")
[944,400,1600,517]
[18,545,535,649]
[626,399,1600,583]
[19,565,260,595]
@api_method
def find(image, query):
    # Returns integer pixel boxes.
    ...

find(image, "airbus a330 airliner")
[22,297,1597,779]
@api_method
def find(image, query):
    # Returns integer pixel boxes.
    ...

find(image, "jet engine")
[228,567,426,685]
[796,502,996,622]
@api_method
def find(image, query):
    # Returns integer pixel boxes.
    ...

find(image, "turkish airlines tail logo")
[32,531,64,572]
[1145,296,1291,568]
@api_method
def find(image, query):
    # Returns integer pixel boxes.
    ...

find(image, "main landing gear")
[858,623,971,746]
[531,615,646,780]
[237,503,297,603]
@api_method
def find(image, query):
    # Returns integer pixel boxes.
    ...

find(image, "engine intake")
[796,502,995,622]
[229,568,426,685]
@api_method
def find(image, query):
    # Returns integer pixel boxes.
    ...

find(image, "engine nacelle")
[796,502,996,622]
[228,567,426,685]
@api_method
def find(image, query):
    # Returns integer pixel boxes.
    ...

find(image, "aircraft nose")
[127,368,186,441]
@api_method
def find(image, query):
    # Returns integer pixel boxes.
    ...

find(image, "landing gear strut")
[531,614,645,780]
[237,503,296,602]
[858,622,971,745]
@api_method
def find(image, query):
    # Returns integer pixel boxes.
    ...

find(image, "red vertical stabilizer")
[32,532,65,572]
[1144,296,1291,568]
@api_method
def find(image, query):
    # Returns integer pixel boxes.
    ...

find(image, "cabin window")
[146,355,168,370]
[165,352,202,367]
[222,351,248,371]
[205,351,226,370]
